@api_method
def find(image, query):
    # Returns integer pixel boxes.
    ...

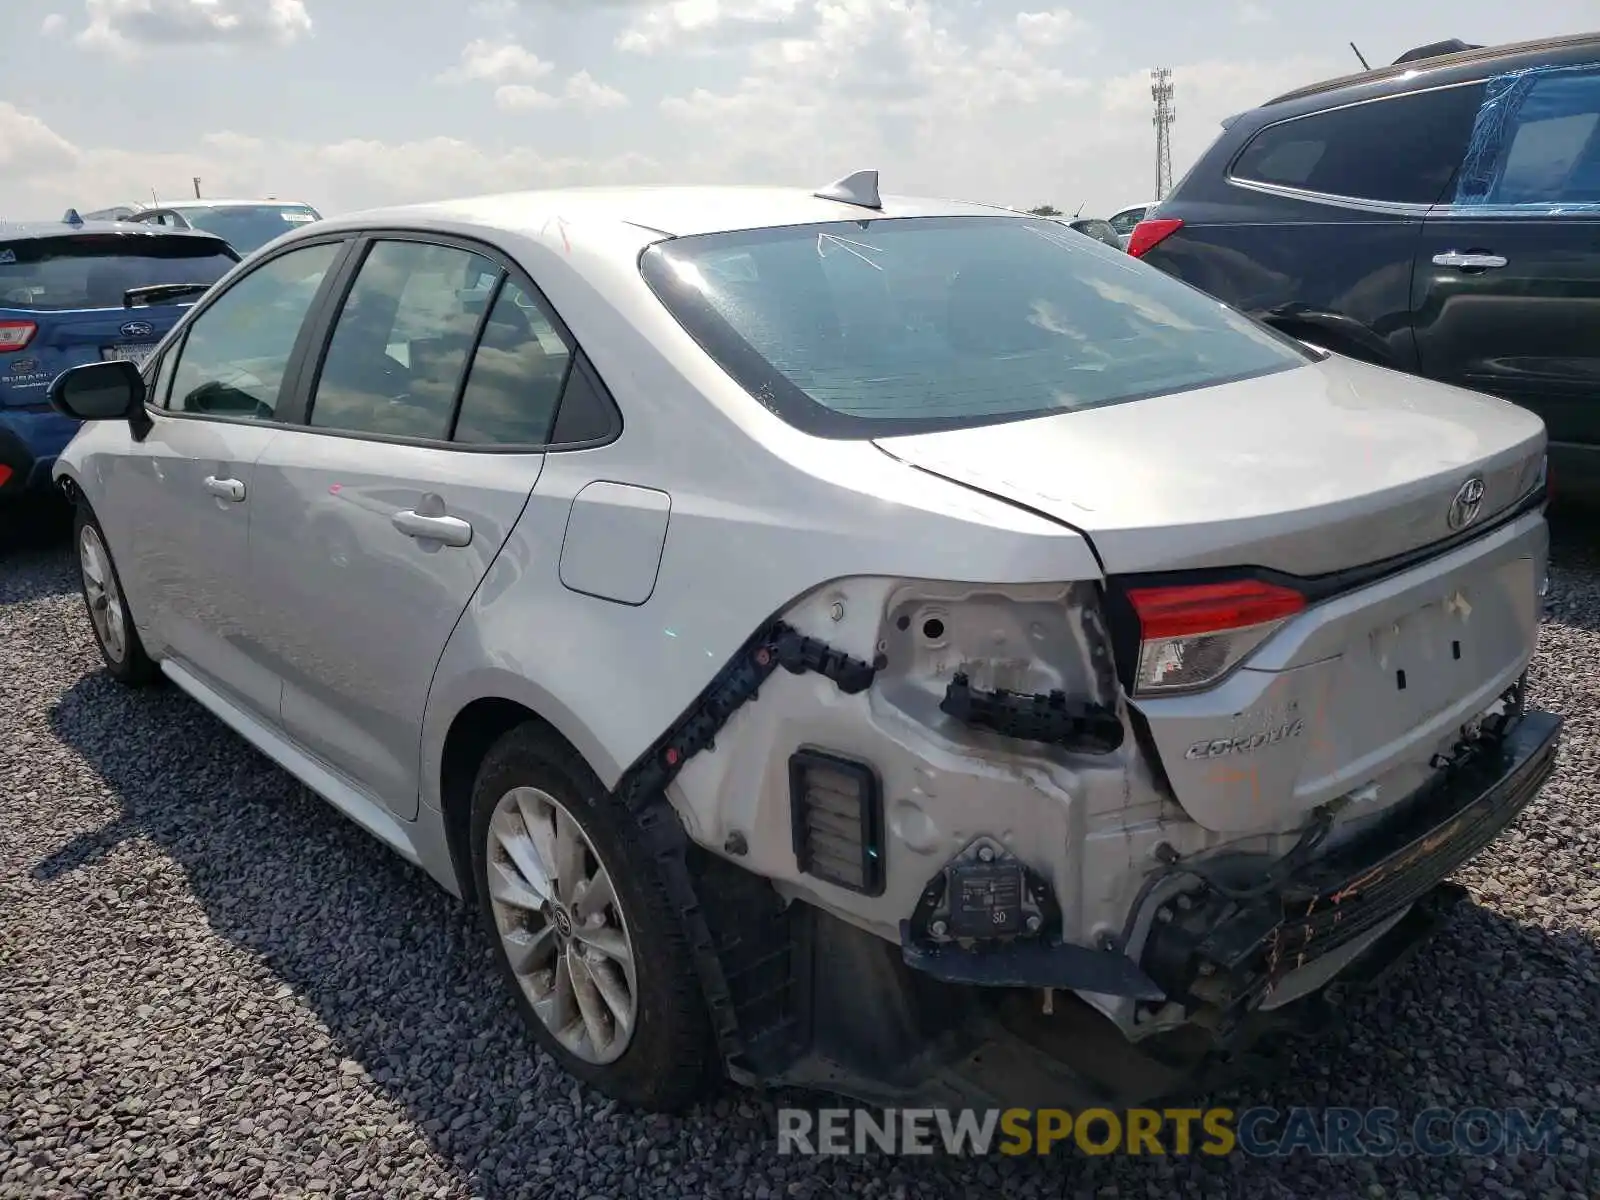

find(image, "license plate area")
[101,343,156,367]
[1365,585,1480,717]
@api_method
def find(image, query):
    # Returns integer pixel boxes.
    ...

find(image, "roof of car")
[0,219,229,241]
[153,198,317,209]
[1264,30,1600,106]
[326,184,1023,241]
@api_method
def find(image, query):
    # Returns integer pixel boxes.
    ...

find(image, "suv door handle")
[392,509,473,548]
[1432,251,1508,270]
[203,475,246,502]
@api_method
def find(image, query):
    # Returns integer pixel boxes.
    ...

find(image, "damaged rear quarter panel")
[666,576,1183,945]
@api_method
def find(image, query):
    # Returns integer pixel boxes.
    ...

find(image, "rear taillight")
[1125,579,1305,696]
[1126,218,1183,259]
[0,464,12,488]
[0,320,36,352]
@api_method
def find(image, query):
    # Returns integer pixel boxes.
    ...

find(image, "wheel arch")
[434,685,623,906]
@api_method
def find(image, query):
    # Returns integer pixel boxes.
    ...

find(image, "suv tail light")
[1126,218,1183,259]
[1125,579,1305,696]
[0,320,37,352]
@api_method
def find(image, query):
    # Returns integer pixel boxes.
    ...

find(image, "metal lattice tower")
[1151,67,1176,200]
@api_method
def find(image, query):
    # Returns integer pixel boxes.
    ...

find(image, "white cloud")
[3,1,1363,224]
[617,0,806,54]
[469,0,519,20]
[438,37,554,83]
[41,13,67,35]
[1236,2,1271,23]
[0,103,661,219]
[77,0,313,52]
[1014,9,1077,47]
[496,70,630,111]
[0,103,82,179]
[649,1,1342,215]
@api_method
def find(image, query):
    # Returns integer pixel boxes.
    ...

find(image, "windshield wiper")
[123,282,212,309]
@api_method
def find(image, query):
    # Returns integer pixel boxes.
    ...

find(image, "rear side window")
[452,280,573,445]
[1457,65,1600,206]
[1108,207,1148,235]
[309,240,498,440]
[1232,83,1488,204]
[641,215,1312,439]
[180,205,321,255]
[0,233,237,311]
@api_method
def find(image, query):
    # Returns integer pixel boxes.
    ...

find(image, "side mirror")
[49,359,146,422]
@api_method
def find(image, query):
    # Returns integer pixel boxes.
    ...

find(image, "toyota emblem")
[119,320,153,339]
[1447,476,1486,531]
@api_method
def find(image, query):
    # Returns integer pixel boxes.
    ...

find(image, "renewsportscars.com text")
[776,1106,1567,1158]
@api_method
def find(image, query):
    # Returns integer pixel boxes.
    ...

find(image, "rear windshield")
[0,233,237,311]
[180,205,319,254]
[640,215,1312,438]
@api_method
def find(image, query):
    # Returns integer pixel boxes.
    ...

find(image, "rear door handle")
[203,475,246,502]
[392,509,473,547]
[1432,251,1508,270]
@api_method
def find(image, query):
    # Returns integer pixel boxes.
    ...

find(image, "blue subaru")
[0,212,239,502]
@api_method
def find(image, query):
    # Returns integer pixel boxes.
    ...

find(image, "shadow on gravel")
[0,496,76,604]
[39,669,1600,1199]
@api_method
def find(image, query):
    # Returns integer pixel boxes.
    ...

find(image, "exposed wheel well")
[440,697,574,904]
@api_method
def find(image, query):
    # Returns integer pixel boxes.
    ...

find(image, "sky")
[0,0,1595,222]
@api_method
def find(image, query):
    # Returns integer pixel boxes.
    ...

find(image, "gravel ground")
[1,506,1597,1199]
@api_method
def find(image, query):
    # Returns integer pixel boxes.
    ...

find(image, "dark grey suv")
[1132,33,1600,500]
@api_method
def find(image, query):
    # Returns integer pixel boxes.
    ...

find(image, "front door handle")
[392,509,473,548]
[1432,250,1508,270]
[203,474,246,502]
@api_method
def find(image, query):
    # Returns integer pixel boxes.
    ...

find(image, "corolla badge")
[118,320,154,339]
[1186,718,1304,760]
[1447,476,1486,531]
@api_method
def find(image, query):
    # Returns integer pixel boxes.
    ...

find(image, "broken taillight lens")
[1125,579,1305,696]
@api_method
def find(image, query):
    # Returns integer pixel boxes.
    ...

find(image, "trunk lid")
[872,355,1546,578]
[876,355,1550,835]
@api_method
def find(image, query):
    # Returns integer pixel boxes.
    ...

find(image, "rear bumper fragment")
[1140,705,1562,1025]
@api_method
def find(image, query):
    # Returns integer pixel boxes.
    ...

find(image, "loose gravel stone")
[1,515,1597,1198]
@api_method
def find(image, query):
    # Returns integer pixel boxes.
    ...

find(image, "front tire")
[74,502,157,686]
[469,724,716,1112]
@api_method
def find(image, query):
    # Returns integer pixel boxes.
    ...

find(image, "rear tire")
[73,502,158,686]
[468,723,716,1112]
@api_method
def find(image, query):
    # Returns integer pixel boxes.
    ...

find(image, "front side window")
[1232,83,1488,204]
[167,240,341,420]
[309,240,497,440]
[641,215,1312,439]
[0,233,237,311]
[1456,65,1600,206]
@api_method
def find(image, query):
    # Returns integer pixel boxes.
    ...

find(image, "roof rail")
[1264,31,1600,107]
[1393,38,1482,65]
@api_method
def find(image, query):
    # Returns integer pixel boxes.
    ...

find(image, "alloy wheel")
[79,524,127,664]
[485,786,639,1064]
